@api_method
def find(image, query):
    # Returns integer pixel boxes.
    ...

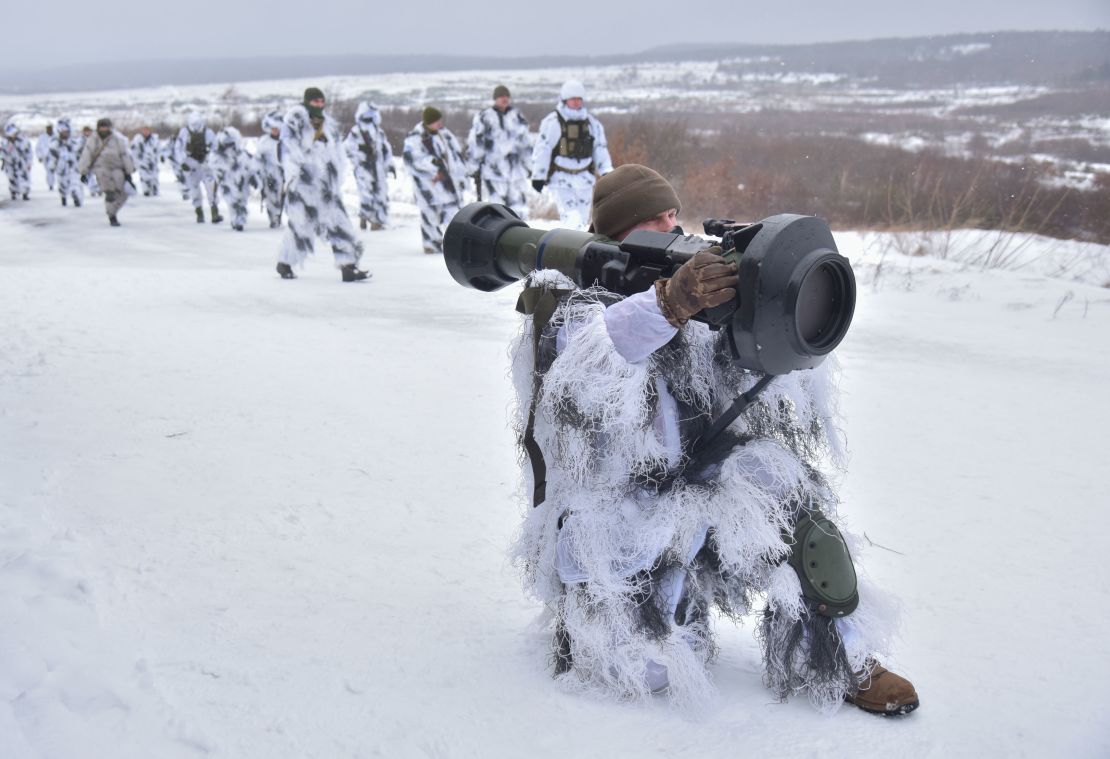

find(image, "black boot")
[109,215,120,227]
[359,217,367,230]
[196,207,205,224]
[340,264,370,282]
[276,262,296,279]
[22,192,29,200]
[232,223,243,231]
[73,194,81,208]
[61,196,67,206]
[210,205,223,224]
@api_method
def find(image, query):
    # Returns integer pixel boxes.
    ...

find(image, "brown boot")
[845,659,919,716]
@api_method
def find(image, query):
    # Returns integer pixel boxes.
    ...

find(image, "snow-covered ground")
[2,165,1110,758]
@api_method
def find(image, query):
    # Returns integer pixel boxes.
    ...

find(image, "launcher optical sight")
[443,203,856,376]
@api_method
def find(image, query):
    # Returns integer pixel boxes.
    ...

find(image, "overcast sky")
[2,0,1107,69]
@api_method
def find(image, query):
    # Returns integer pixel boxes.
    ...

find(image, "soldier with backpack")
[530,80,613,229]
[174,112,223,224]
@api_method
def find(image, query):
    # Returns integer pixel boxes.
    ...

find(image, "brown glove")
[654,246,739,327]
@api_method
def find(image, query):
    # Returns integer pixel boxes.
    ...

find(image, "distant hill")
[1,30,1106,95]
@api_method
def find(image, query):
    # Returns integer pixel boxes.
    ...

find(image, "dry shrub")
[601,116,1109,243]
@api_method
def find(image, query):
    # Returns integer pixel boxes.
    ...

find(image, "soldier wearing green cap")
[275,87,369,282]
[466,85,531,218]
[509,164,919,717]
[402,106,468,254]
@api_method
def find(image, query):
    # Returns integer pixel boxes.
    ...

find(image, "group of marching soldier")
[2,79,612,281]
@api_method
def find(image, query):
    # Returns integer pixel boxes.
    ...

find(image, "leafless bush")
[605,115,1110,244]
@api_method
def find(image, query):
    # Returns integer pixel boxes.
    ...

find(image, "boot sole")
[846,696,920,717]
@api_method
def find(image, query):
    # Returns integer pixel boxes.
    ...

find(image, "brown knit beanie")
[590,164,681,238]
[422,106,443,126]
[493,85,511,99]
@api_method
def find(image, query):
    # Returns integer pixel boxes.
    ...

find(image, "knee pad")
[786,509,859,617]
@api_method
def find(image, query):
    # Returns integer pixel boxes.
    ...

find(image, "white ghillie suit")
[130,131,161,196]
[466,103,531,217]
[401,122,468,253]
[3,122,34,200]
[211,126,252,229]
[343,102,393,228]
[278,104,363,269]
[531,85,613,229]
[36,128,55,190]
[161,135,189,200]
[511,273,897,710]
[174,113,219,209]
[253,110,284,227]
[49,119,84,207]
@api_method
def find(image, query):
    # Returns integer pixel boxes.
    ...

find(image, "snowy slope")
[2,165,1110,759]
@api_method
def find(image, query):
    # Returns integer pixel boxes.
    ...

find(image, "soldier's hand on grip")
[654,246,739,328]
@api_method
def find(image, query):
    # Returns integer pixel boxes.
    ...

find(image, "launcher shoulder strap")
[516,286,573,507]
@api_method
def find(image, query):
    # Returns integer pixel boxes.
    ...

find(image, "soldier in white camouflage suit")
[343,101,394,231]
[78,126,101,197]
[467,84,531,218]
[161,135,189,200]
[175,112,223,224]
[130,125,161,196]
[275,87,368,282]
[3,121,34,201]
[531,80,613,229]
[253,110,284,228]
[211,126,252,231]
[36,123,55,191]
[402,106,468,254]
[49,118,84,208]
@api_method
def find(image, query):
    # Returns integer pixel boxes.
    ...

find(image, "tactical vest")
[186,129,208,162]
[555,112,594,161]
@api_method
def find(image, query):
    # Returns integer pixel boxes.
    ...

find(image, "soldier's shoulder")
[284,105,309,126]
